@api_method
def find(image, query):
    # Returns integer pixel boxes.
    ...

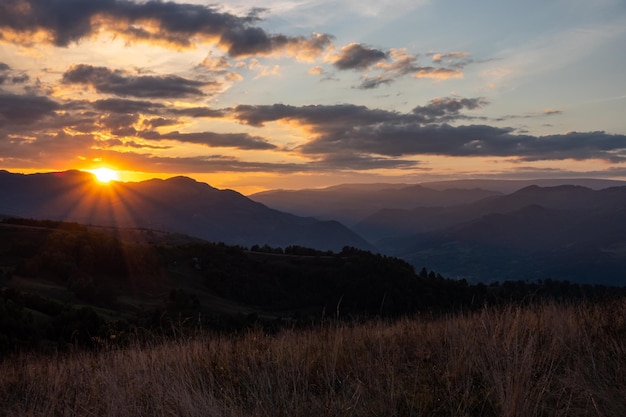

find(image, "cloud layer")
[62,65,212,98]
[0,0,624,185]
[0,0,332,58]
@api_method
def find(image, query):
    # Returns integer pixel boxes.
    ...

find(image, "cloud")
[199,55,232,72]
[0,129,97,164]
[142,117,180,129]
[111,152,309,174]
[231,103,401,127]
[227,98,626,162]
[492,108,564,122]
[331,43,388,70]
[357,76,394,89]
[93,98,166,114]
[246,59,282,79]
[413,67,463,79]
[411,97,487,121]
[0,0,333,59]
[231,97,485,127]
[355,49,467,89]
[301,124,626,162]
[430,51,471,66]
[86,150,311,174]
[141,130,277,150]
[62,65,213,99]
[0,92,59,126]
[311,152,422,171]
[173,107,227,118]
[1,85,623,177]
[0,63,30,85]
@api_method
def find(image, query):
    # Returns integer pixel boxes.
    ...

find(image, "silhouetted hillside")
[2,218,625,354]
[0,170,371,251]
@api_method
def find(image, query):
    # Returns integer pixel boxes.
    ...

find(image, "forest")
[1,217,625,355]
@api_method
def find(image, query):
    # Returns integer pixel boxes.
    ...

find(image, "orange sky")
[1,0,625,194]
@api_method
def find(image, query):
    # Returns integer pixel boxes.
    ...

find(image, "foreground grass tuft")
[2,301,626,416]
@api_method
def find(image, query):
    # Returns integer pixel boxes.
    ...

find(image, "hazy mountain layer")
[374,185,626,284]
[250,183,501,226]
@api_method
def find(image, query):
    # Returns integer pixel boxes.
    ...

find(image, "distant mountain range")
[249,178,626,226]
[369,185,626,285]
[252,179,626,285]
[250,183,502,226]
[3,170,626,285]
[0,170,371,251]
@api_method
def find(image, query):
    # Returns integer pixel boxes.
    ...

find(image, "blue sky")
[0,0,625,193]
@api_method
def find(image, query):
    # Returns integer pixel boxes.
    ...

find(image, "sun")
[91,167,120,183]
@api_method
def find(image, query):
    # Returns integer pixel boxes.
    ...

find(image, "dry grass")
[2,301,626,416]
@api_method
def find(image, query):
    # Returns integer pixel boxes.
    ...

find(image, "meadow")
[2,300,625,417]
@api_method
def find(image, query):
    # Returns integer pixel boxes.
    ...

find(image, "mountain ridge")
[373,185,626,284]
[0,170,372,252]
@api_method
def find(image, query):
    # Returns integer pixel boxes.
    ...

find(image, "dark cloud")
[232,103,400,127]
[95,113,140,137]
[332,43,388,70]
[1,85,623,175]
[141,130,277,150]
[127,154,305,174]
[173,107,227,118]
[301,123,626,162]
[93,98,166,114]
[62,65,212,98]
[0,130,96,163]
[411,97,487,122]
[357,76,394,90]
[228,99,626,162]
[493,108,564,122]
[0,92,59,126]
[0,0,332,58]
[79,150,309,174]
[143,117,180,129]
[232,97,484,128]
[0,63,30,85]
[312,153,422,171]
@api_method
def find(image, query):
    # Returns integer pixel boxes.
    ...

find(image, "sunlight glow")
[91,168,120,183]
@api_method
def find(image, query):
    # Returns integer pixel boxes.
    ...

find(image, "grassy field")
[2,300,626,417]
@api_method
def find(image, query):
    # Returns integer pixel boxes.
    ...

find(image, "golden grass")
[2,301,626,416]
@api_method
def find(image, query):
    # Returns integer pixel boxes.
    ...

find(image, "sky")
[1,0,625,194]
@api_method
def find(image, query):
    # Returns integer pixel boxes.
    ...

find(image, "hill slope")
[0,170,371,251]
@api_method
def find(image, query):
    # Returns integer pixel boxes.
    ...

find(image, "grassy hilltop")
[2,302,626,416]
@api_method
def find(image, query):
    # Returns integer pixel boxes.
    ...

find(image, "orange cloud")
[414,68,463,79]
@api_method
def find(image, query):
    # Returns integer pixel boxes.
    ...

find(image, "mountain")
[375,185,626,284]
[419,178,626,193]
[355,185,626,241]
[249,178,626,227]
[250,183,501,226]
[0,170,372,251]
